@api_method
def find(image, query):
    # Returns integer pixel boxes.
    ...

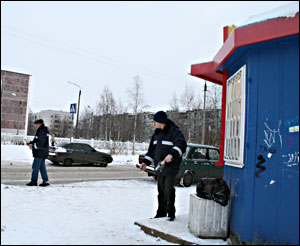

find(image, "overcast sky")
[1,1,293,114]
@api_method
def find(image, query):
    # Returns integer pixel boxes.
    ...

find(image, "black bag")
[196,178,230,206]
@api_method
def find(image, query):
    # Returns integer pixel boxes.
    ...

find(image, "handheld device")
[155,160,165,171]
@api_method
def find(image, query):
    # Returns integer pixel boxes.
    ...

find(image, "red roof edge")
[190,62,224,85]
[190,12,299,84]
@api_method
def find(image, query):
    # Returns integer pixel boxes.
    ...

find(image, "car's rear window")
[57,142,69,148]
[81,144,94,152]
[209,149,219,160]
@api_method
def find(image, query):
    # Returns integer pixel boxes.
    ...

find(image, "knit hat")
[153,111,168,124]
[34,119,44,124]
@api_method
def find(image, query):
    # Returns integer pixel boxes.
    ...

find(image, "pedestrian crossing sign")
[70,103,77,114]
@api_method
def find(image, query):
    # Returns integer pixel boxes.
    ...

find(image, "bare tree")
[206,83,222,146]
[115,98,127,141]
[180,83,199,141]
[96,86,116,140]
[126,75,148,154]
[79,107,93,139]
[193,91,203,110]
[61,116,71,138]
[206,83,222,109]
[169,91,180,112]
[180,83,197,111]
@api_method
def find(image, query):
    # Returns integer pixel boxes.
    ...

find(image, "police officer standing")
[140,111,187,221]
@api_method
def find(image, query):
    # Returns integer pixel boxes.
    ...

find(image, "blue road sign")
[70,103,77,114]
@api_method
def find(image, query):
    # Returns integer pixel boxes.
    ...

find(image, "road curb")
[134,221,196,245]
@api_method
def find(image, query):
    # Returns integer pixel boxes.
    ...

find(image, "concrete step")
[134,214,229,245]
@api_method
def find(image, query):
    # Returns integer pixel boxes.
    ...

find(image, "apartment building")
[31,110,74,137]
[1,69,31,135]
[91,109,221,146]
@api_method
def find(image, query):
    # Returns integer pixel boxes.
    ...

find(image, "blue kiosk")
[190,3,299,245]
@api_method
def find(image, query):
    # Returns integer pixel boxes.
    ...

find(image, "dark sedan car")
[47,142,113,167]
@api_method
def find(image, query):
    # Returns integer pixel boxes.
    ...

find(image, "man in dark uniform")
[140,111,187,221]
[26,119,50,187]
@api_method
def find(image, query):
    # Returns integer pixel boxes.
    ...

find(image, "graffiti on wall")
[256,117,299,178]
[263,120,282,149]
[260,144,276,157]
[282,151,299,166]
[255,155,266,177]
[283,116,299,128]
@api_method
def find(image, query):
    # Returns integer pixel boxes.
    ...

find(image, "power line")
[2,25,212,111]
[2,25,179,81]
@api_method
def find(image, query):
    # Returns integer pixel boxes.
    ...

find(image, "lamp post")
[201,81,207,145]
[11,93,22,135]
[68,81,81,138]
[88,105,94,139]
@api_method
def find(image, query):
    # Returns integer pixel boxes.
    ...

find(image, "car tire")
[183,172,193,187]
[63,158,73,166]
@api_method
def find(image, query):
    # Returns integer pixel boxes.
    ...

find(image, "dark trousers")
[156,175,176,217]
[31,157,49,184]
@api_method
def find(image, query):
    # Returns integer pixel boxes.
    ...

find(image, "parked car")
[136,143,223,187]
[47,142,113,167]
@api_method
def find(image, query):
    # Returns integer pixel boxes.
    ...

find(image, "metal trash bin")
[188,193,229,239]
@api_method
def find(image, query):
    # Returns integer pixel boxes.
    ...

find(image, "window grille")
[224,65,246,168]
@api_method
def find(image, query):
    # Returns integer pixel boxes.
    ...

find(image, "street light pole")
[88,105,94,139]
[11,93,21,135]
[68,81,81,138]
[201,81,207,145]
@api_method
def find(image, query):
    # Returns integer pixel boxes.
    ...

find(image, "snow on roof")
[238,2,299,28]
[1,65,32,76]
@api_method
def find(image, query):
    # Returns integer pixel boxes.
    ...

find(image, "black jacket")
[142,119,187,176]
[29,124,50,158]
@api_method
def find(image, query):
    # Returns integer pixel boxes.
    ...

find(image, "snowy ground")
[1,144,229,245]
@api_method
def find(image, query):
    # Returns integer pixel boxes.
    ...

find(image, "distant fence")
[1,133,149,155]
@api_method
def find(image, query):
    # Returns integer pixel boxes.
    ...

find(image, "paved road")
[1,160,153,185]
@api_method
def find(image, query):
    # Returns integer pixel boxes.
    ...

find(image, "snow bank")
[1,145,33,163]
[0,144,139,166]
